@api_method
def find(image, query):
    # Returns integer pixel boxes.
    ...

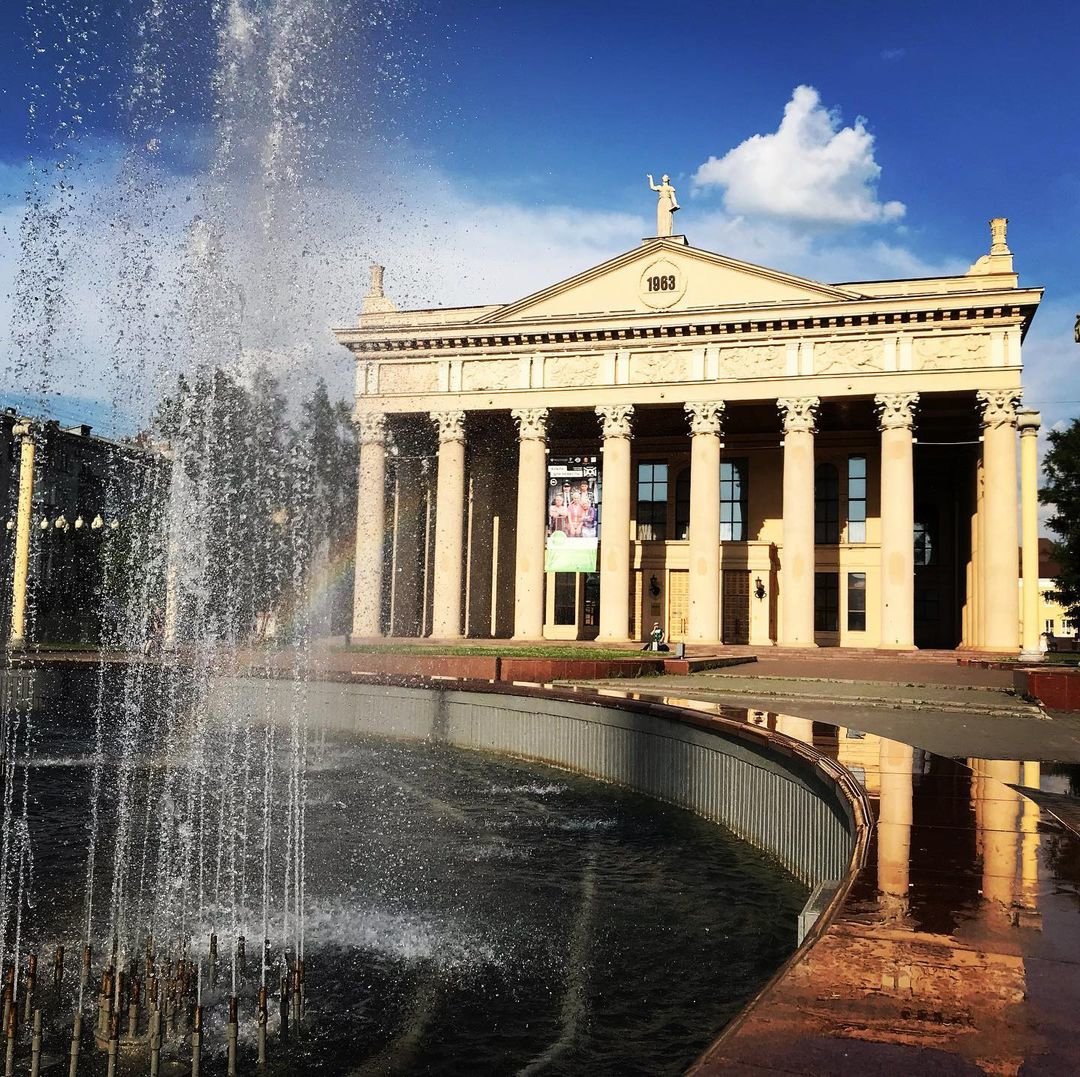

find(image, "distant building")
[335,204,1044,653]
[1,410,160,646]
[1032,539,1076,647]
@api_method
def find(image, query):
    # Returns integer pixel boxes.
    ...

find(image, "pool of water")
[3,666,808,1074]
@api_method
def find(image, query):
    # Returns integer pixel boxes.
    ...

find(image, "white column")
[351,413,387,639]
[1019,409,1043,659]
[684,402,725,643]
[875,392,919,649]
[511,408,549,639]
[977,390,1022,652]
[778,397,819,647]
[9,423,36,648]
[430,410,467,638]
[596,405,634,642]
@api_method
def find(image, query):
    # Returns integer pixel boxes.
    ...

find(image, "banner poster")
[545,454,601,573]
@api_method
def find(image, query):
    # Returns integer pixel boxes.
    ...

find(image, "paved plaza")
[576,652,1080,762]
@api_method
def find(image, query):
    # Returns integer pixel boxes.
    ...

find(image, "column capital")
[354,412,387,445]
[976,389,1022,429]
[684,400,725,436]
[431,409,467,444]
[1017,408,1042,437]
[874,392,919,431]
[595,404,634,440]
[777,396,820,434]
[511,407,549,441]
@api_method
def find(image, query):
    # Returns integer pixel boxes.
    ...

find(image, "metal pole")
[29,1009,41,1077]
[67,1012,81,1077]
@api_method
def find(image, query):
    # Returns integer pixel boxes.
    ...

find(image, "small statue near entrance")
[647,173,680,237]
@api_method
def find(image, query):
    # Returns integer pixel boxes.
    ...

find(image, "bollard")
[29,1008,41,1077]
[191,1004,202,1077]
[227,996,238,1076]
[53,946,65,999]
[148,1008,161,1077]
[209,935,218,990]
[257,986,268,1067]
[80,946,91,993]
[236,936,246,982]
[278,975,288,1043]
[67,1012,81,1077]
[291,962,301,1026]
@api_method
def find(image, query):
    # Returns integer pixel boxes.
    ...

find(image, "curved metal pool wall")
[223,678,856,888]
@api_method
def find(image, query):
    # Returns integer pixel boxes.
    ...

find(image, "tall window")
[675,469,691,539]
[637,462,668,541]
[847,572,866,631]
[815,572,839,632]
[847,456,867,543]
[815,463,839,544]
[721,459,748,541]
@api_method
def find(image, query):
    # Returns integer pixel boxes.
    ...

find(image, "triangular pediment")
[479,238,864,324]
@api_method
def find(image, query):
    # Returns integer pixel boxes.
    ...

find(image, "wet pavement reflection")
[609,692,1080,1075]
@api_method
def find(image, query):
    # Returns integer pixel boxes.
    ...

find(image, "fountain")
[1,3,820,1072]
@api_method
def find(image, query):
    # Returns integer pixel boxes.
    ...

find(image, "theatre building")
[335,211,1044,653]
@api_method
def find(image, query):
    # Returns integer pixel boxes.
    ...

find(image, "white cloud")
[692,85,905,226]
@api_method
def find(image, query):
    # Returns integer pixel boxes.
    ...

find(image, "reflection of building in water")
[337,210,1042,650]
[711,753,1041,1071]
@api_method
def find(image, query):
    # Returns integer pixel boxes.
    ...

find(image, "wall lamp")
[648,574,661,597]
[754,576,767,601]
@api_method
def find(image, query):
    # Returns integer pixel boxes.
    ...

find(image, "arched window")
[815,463,839,544]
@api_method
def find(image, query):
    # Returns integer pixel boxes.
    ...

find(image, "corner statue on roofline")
[647,173,680,237]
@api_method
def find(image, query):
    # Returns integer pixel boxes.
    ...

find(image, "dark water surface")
[3,667,808,1075]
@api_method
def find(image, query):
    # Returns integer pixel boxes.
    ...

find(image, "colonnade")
[350,392,1037,649]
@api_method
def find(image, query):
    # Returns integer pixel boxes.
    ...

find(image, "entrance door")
[668,570,689,642]
[722,570,750,644]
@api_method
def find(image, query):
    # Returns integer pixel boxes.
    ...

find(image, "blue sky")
[0,0,1077,439]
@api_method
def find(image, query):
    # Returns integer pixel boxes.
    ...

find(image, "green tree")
[1039,419,1080,622]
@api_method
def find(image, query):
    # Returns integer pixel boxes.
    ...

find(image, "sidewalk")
[574,652,1080,762]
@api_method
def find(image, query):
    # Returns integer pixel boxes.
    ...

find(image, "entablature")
[336,288,1041,357]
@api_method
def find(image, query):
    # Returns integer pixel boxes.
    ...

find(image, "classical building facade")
[335,212,1043,652]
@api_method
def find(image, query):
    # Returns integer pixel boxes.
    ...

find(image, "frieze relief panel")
[628,350,687,384]
[376,362,438,395]
[814,339,883,375]
[460,358,519,391]
[716,344,785,378]
[913,334,988,370]
[544,353,597,388]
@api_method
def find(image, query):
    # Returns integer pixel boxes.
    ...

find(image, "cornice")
[336,292,1041,357]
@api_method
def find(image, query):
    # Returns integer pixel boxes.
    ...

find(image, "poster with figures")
[545,455,601,572]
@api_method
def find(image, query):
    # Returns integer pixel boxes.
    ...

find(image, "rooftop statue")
[647,173,680,237]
